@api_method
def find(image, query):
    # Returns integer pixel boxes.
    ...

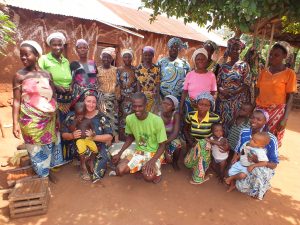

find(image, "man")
[112,92,167,183]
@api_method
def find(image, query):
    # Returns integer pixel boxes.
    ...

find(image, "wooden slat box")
[6,166,37,187]
[8,177,50,219]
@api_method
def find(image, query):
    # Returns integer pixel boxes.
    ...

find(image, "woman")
[135,46,161,113]
[183,92,220,184]
[97,47,119,142]
[256,43,297,147]
[231,109,279,200]
[203,40,218,72]
[158,37,190,100]
[13,40,62,180]
[216,38,251,134]
[62,91,113,182]
[159,95,181,170]
[70,39,98,107]
[179,48,217,115]
[117,48,139,141]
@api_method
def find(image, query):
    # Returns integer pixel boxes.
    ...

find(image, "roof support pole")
[265,23,275,67]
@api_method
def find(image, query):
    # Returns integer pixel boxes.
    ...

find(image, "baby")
[69,102,98,180]
[225,132,270,192]
[206,123,229,181]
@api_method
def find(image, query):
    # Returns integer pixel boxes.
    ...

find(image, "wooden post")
[265,23,275,67]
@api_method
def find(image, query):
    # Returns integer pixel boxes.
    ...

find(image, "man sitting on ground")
[112,92,167,183]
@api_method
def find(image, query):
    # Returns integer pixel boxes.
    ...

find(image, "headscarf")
[227,37,245,50]
[204,40,218,52]
[121,48,134,58]
[143,46,155,55]
[20,40,43,57]
[76,39,88,47]
[165,95,179,110]
[100,47,116,59]
[254,109,270,123]
[191,48,208,64]
[274,41,290,55]
[46,32,66,46]
[167,37,188,51]
[195,91,215,111]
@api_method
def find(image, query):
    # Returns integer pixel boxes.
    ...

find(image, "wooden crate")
[6,166,37,187]
[9,177,50,219]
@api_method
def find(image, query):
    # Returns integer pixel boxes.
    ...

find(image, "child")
[206,123,229,181]
[69,102,98,180]
[228,102,254,151]
[225,132,270,192]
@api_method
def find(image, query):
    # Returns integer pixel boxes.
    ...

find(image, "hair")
[20,43,39,57]
[131,92,147,104]
[74,102,86,114]
[272,43,288,55]
[253,132,271,147]
[212,123,223,131]
[242,102,254,110]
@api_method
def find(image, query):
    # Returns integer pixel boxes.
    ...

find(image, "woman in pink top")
[179,48,217,115]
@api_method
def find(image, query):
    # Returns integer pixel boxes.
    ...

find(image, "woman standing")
[97,47,119,142]
[183,92,220,184]
[203,40,218,72]
[13,41,59,179]
[117,48,139,141]
[256,43,297,147]
[135,46,161,113]
[216,38,251,134]
[70,39,98,106]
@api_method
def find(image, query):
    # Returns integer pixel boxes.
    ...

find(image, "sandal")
[189,177,209,185]
[81,173,91,181]
[153,175,162,184]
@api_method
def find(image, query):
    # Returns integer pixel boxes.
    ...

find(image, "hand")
[277,118,287,132]
[231,155,239,165]
[72,130,82,139]
[85,129,94,138]
[112,152,121,165]
[247,153,258,163]
[142,159,156,177]
[247,165,255,173]
[13,124,21,139]
[55,85,66,93]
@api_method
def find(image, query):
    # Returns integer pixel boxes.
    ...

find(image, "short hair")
[74,102,86,113]
[212,123,223,131]
[272,43,288,55]
[21,43,39,57]
[131,92,147,104]
[253,132,271,147]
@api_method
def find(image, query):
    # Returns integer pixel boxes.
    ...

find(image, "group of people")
[12,31,297,200]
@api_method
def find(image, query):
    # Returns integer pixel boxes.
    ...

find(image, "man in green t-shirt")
[112,92,167,183]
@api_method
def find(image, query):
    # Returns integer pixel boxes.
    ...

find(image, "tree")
[141,0,300,37]
[0,3,16,56]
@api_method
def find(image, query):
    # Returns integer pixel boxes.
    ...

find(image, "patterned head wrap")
[143,46,155,55]
[204,40,218,52]
[167,37,188,51]
[254,109,270,122]
[20,40,43,57]
[227,37,246,51]
[273,41,290,55]
[121,48,134,58]
[46,32,66,46]
[195,91,215,110]
[76,39,88,47]
[101,47,116,59]
[165,95,179,110]
[191,48,208,64]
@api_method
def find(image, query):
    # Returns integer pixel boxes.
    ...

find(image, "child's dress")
[211,136,228,163]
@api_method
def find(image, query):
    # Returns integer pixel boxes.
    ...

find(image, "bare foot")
[227,184,236,192]
[224,177,231,185]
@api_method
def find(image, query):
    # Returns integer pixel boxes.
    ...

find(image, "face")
[250,134,268,148]
[101,53,113,68]
[197,99,211,114]
[84,96,97,113]
[132,98,147,119]
[204,44,214,60]
[269,47,287,66]
[75,109,85,121]
[162,98,174,113]
[76,43,88,58]
[195,53,208,69]
[169,45,179,59]
[212,125,223,138]
[20,46,37,68]
[250,111,266,130]
[228,43,242,60]
[122,53,132,66]
[50,38,64,57]
[142,51,154,64]
[238,104,253,117]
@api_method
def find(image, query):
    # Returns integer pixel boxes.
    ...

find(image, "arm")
[179,90,188,116]
[12,73,22,139]
[247,161,268,172]
[277,93,294,131]
[112,134,135,164]
[143,142,166,176]
[183,121,195,149]
[165,112,180,144]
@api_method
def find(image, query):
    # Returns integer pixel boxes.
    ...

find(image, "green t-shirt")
[125,112,167,153]
[38,52,72,88]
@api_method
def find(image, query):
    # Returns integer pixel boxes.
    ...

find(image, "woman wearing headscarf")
[135,46,161,113]
[117,48,140,141]
[158,37,190,101]
[70,39,98,107]
[183,92,220,184]
[255,43,297,147]
[97,47,119,142]
[179,48,217,115]
[13,40,62,181]
[216,37,251,135]
[203,40,218,72]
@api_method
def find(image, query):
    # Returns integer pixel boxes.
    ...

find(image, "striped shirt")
[228,120,250,150]
[185,111,220,140]
[234,128,279,164]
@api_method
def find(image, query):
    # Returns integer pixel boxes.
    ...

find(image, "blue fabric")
[228,161,248,176]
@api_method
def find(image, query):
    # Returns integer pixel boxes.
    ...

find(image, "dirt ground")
[0,106,299,225]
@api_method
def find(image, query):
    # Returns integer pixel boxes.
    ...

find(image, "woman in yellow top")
[256,43,297,147]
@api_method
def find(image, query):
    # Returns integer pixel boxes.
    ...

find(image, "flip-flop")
[81,173,91,181]
[153,175,162,184]
[189,177,209,185]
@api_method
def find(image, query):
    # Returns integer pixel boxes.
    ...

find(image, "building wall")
[0,7,225,92]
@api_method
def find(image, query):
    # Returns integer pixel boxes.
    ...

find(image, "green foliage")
[0,5,16,56]
[142,0,300,35]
